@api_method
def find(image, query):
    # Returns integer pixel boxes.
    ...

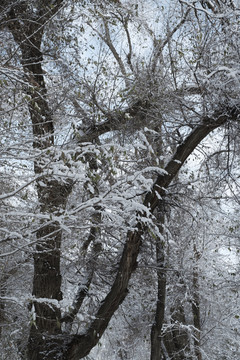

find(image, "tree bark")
[150,203,166,360]
[0,278,6,338]
[163,301,190,360]
[6,2,71,359]
[192,244,202,360]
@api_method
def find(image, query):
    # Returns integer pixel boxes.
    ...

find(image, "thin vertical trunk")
[192,244,202,360]
[0,280,6,338]
[150,203,166,360]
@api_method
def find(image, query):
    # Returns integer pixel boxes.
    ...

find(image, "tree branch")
[61,242,102,333]
[64,105,239,359]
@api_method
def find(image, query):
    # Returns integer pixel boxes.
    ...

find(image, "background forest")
[0,0,239,359]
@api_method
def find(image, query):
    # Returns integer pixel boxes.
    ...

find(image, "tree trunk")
[192,244,202,360]
[6,3,72,358]
[0,279,6,338]
[150,203,166,360]
[163,301,191,360]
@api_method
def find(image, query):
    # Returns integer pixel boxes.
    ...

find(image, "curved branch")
[145,108,236,211]
[64,106,239,359]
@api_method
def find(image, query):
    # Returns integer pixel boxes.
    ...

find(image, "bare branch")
[151,8,191,73]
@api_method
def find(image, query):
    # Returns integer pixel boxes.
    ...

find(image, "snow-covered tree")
[0,1,239,359]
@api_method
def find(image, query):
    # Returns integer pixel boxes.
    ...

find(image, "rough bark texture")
[6,2,69,359]
[163,301,190,360]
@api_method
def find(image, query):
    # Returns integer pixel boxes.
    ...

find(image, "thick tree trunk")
[28,223,64,360]
[163,302,191,360]
[6,3,71,359]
